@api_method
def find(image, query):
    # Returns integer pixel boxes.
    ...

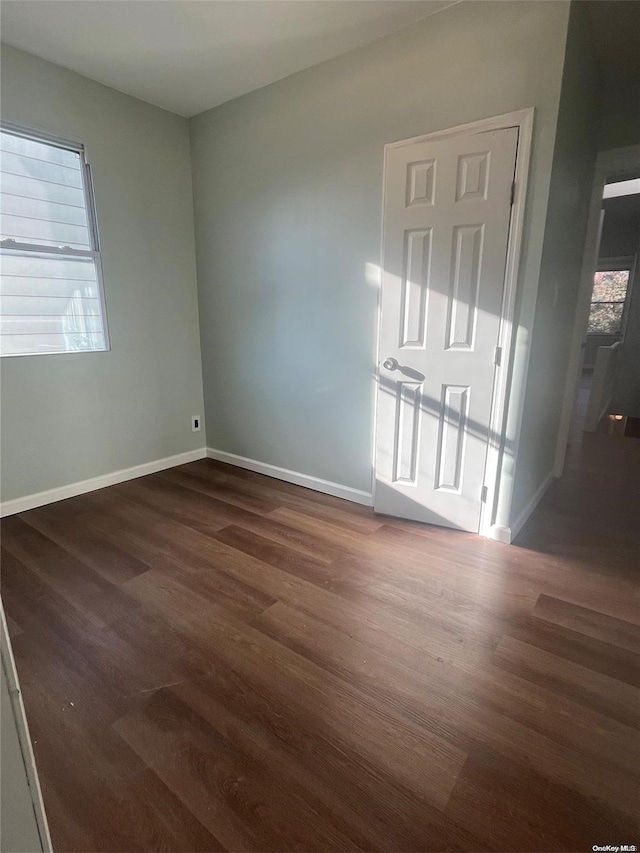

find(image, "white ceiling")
[0,0,457,117]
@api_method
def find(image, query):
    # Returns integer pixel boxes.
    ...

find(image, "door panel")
[374,126,518,532]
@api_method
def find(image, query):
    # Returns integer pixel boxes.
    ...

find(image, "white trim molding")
[206,447,373,506]
[478,109,535,538]
[0,448,207,517]
[485,525,513,545]
[1,604,52,852]
[486,469,555,544]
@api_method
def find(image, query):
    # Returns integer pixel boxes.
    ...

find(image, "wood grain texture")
[2,428,639,852]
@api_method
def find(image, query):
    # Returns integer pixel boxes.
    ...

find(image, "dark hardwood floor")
[2,427,639,850]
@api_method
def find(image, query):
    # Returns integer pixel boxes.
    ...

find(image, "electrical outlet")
[191,415,201,432]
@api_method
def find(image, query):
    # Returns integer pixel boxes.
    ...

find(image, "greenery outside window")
[587,258,634,336]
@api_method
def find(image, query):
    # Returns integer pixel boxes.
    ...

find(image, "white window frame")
[587,254,636,338]
[0,121,110,357]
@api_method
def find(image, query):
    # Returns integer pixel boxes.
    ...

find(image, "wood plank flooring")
[2,439,639,852]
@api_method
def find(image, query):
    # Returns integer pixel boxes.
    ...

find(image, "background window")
[0,126,108,356]
[587,267,631,335]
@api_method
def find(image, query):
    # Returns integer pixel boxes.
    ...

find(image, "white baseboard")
[485,524,513,544]
[509,469,556,542]
[0,448,207,518]
[206,447,373,507]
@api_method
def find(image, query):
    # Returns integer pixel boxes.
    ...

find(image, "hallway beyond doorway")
[515,368,640,576]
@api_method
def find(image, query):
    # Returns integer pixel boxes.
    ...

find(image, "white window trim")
[0,121,110,357]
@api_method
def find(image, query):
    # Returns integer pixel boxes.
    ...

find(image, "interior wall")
[0,46,205,503]
[598,78,640,153]
[600,195,640,257]
[510,1,601,524]
[190,0,570,495]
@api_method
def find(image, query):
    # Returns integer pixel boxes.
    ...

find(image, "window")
[587,262,633,336]
[0,125,108,356]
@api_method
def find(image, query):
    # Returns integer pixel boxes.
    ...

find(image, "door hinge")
[494,345,502,366]
[481,485,488,503]
[510,181,516,206]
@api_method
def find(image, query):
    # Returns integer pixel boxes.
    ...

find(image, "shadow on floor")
[514,370,640,574]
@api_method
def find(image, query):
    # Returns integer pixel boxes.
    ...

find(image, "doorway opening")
[513,149,640,562]
[566,170,640,448]
[555,145,640,478]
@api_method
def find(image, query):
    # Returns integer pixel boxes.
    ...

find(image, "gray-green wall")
[0,46,205,503]
[190,0,570,497]
[598,78,640,153]
[510,1,601,523]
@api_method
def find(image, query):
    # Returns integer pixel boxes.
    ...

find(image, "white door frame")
[554,144,640,477]
[372,108,535,537]
[1,602,52,852]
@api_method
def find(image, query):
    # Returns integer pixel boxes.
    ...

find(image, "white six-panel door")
[374,126,518,532]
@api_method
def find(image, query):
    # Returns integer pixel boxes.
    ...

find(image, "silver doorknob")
[383,357,399,371]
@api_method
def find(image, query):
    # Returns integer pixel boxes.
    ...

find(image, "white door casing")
[374,125,518,532]
[1,602,51,853]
